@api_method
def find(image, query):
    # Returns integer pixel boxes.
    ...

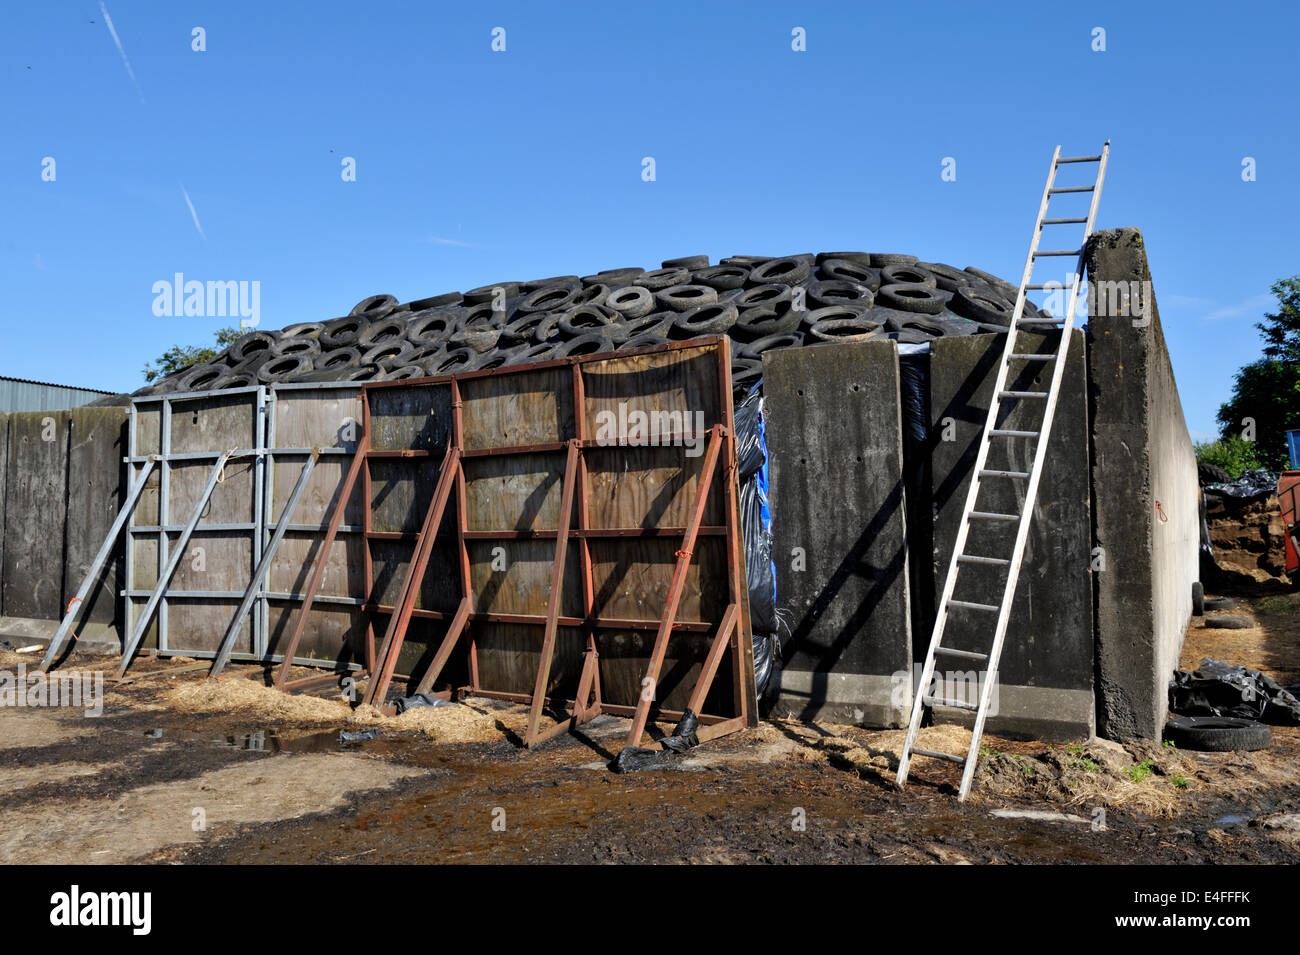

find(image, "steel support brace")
[274,433,370,688]
[624,425,725,747]
[524,440,581,747]
[210,448,322,676]
[362,442,461,707]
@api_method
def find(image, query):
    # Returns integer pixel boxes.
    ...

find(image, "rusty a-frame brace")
[362,441,461,707]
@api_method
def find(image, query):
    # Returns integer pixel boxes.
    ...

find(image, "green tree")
[142,326,243,382]
[1215,277,1300,471]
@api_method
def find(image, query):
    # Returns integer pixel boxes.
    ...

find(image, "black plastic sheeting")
[734,387,785,708]
[1205,469,1279,500]
[1170,658,1300,725]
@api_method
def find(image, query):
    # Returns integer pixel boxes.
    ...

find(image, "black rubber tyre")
[555,333,614,358]
[174,363,226,392]
[806,280,874,310]
[735,284,792,311]
[402,345,444,369]
[519,275,580,293]
[951,286,1015,326]
[357,317,409,349]
[1204,596,1237,612]
[407,310,461,347]
[963,267,1019,302]
[404,292,463,311]
[672,302,738,338]
[530,312,567,343]
[500,311,549,345]
[691,265,749,291]
[662,255,709,270]
[731,357,763,396]
[349,294,398,319]
[748,256,811,287]
[736,303,801,337]
[1206,615,1254,630]
[315,347,362,370]
[1192,581,1205,616]
[320,316,366,349]
[362,340,417,369]
[885,314,947,337]
[451,326,502,354]
[270,337,323,361]
[807,306,884,343]
[720,255,773,266]
[281,321,325,340]
[517,284,579,314]
[1164,715,1272,752]
[462,282,519,306]
[381,364,427,381]
[429,348,476,374]
[257,354,315,384]
[818,259,881,290]
[633,267,691,291]
[571,283,610,308]
[510,341,557,365]
[871,253,919,267]
[617,311,675,341]
[880,264,937,289]
[607,286,655,319]
[740,332,804,359]
[617,333,671,351]
[656,284,718,312]
[814,251,873,267]
[559,303,620,337]
[1198,462,1231,485]
[210,372,256,389]
[918,262,970,293]
[877,283,947,315]
[229,330,280,364]
[233,350,274,377]
[584,267,644,287]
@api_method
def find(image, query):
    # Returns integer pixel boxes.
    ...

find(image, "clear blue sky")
[3,0,1297,438]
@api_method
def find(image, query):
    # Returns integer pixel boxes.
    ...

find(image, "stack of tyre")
[139,252,1048,403]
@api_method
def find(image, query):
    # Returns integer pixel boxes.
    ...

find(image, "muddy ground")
[3,595,1299,865]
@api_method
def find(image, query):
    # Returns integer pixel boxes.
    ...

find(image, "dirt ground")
[3,597,1299,865]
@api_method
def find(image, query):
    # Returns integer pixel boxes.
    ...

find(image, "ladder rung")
[1032,249,1080,257]
[957,554,1011,566]
[1018,317,1066,326]
[913,748,966,765]
[1025,283,1057,290]
[1010,353,1056,361]
[935,646,990,662]
[947,599,1000,613]
[925,695,980,712]
[989,429,1040,438]
[969,511,1020,522]
[979,469,1031,479]
[1042,217,1088,224]
[999,390,1049,398]
[1049,186,1094,193]
[1056,155,1101,164]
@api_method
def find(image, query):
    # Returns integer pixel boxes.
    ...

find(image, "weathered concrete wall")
[0,407,127,650]
[1086,227,1199,740]
[765,339,912,726]
[928,330,1095,740]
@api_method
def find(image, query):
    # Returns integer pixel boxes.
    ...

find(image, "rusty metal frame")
[279,337,754,744]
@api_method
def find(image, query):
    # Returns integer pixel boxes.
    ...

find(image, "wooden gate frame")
[277,337,757,749]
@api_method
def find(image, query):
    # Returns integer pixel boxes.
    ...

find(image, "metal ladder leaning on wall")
[896,142,1110,801]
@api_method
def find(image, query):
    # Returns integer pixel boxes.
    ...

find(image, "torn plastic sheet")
[1205,469,1279,500]
[1170,658,1300,725]
[393,692,453,714]
[339,728,381,743]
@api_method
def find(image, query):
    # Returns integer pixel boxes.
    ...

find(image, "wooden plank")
[460,366,574,451]
[3,411,71,619]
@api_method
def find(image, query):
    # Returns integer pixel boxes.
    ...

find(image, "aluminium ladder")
[896,142,1109,801]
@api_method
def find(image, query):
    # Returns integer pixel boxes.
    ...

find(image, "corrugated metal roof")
[0,376,115,413]
[0,374,112,393]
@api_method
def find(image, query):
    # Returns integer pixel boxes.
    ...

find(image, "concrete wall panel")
[2,411,71,619]
[1086,227,1199,740]
[765,340,912,727]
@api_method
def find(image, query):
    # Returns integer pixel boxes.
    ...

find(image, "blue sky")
[3,0,1297,438]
